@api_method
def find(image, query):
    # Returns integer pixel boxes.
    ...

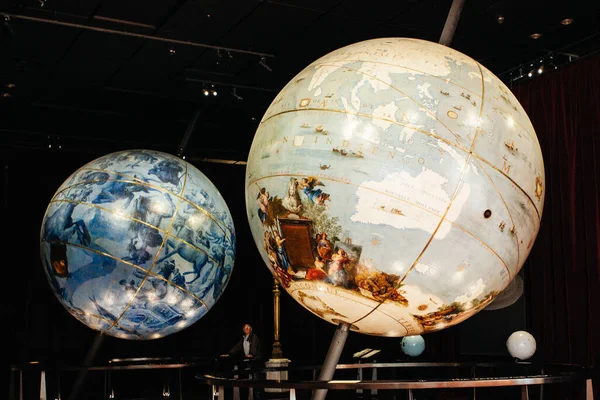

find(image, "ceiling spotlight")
[561,18,574,25]
[227,51,233,59]
[169,48,176,56]
[527,71,533,78]
[497,15,504,24]
[212,90,217,96]
[529,33,542,40]
[537,66,544,74]
[6,83,15,88]
[259,57,272,72]
[2,92,11,98]
[203,89,209,96]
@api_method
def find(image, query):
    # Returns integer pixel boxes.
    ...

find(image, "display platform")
[9,358,595,399]
[199,361,594,400]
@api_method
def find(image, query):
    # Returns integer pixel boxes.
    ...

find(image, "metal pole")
[272,277,283,359]
[177,109,201,158]
[1,13,275,58]
[68,332,105,400]
[40,370,47,400]
[438,0,466,46]
[178,369,183,400]
[312,323,350,400]
[8,367,15,400]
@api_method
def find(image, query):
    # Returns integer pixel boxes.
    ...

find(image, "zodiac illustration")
[148,159,185,188]
[42,187,93,247]
[92,172,153,209]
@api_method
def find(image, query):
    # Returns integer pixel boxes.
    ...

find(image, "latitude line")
[259,107,465,150]
[40,240,210,308]
[47,198,229,272]
[292,284,413,336]
[55,166,234,240]
[249,172,512,278]
[252,109,542,219]
[262,86,540,157]
[267,62,467,146]
[310,58,484,98]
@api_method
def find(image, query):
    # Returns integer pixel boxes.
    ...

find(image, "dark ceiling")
[1,0,599,162]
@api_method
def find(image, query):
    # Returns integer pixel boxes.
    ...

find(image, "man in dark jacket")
[226,323,262,359]
[221,323,263,399]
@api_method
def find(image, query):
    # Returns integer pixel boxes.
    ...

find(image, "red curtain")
[512,53,600,397]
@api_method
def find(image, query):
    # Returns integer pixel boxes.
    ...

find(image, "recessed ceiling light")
[561,18,574,25]
[529,33,542,39]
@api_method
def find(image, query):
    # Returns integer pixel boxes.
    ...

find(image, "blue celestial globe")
[401,335,425,357]
[40,149,235,340]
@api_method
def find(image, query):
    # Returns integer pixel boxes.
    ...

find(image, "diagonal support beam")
[0,12,275,58]
[439,0,466,46]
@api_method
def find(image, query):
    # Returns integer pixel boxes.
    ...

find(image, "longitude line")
[108,164,189,333]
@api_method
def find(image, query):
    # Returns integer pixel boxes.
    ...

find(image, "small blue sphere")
[401,335,425,357]
[40,149,235,340]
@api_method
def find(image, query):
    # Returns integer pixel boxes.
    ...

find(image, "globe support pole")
[271,277,283,359]
[177,109,202,158]
[68,332,105,400]
[312,322,350,400]
[439,0,466,46]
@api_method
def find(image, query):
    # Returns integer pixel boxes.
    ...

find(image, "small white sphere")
[506,330,536,360]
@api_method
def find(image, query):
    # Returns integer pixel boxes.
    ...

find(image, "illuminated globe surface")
[245,38,544,337]
[401,335,425,357]
[506,330,536,360]
[40,149,235,339]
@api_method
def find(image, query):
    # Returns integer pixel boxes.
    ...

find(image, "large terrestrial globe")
[245,38,544,336]
[40,149,235,339]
